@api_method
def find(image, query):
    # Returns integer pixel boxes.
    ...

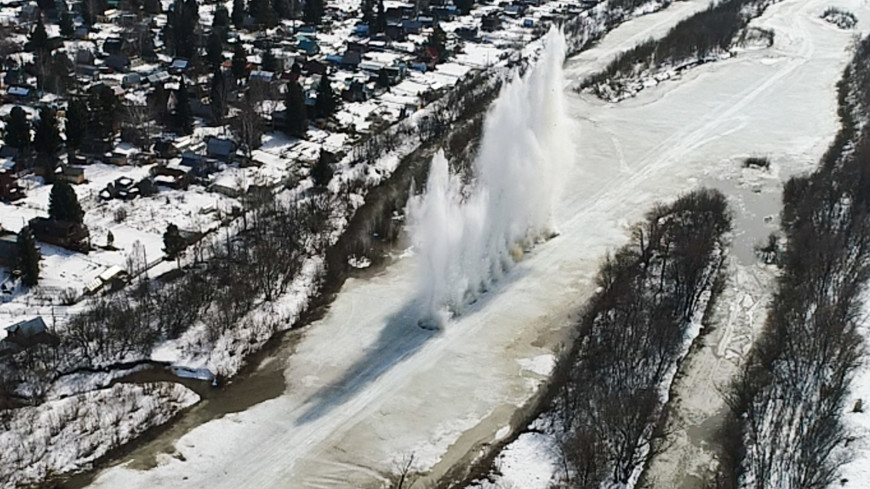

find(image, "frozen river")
[86,0,870,487]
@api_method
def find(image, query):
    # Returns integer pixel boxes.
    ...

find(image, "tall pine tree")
[303,0,323,25]
[90,86,118,140]
[65,98,88,149]
[16,226,40,287]
[284,79,307,138]
[206,31,224,71]
[5,106,31,150]
[311,150,333,187]
[314,71,337,119]
[173,77,194,135]
[210,69,229,125]
[60,11,75,38]
[34,107,62,156]
[232,0,246,28]
[49,181,84,223]
[29,16,49,55]
[232,44,248,84]
[374,0,386,33]
[163,223,186,261]
[261,49,278,72]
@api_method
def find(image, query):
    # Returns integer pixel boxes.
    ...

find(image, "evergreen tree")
[232,44,248,84]
[163,223,186,260]
[210,69,229,125]
[34,107,62,156]
[454,0,473,15]
[314,71,336,118]
[283,79,307,138]
[253,0,279,27]
[232,0,246,28]
[65,98,88,149]
[311,150,333,187]
[107,230,114,247]
[173,77,194,135]
[361,0,374,26]
[261,49,278,72]
[16,226,40,287]
[377,67,390,88]
[43,51,75,94]
[29,17,49,55]
[374,0,386,33]
[206,31,224,70]
[49,181,84,223]
[144,0,161,14]
[429,23,447,60]
[164,0,198,59]
[90,86,118,140]
[214,5,230,27]
[303,0,323,25]
[5,106,31,150]
[272,0,291,19]
[60,11,75,38]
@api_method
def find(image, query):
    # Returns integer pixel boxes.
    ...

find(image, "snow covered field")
[80,0,870,487]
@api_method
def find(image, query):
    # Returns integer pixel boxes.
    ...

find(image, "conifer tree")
[29,16,49,55]
[214,5,230,27]
[455,0,473,15]
[65,98,88,149]
[261,49,278,72]
[17,226,40,287]
[163,223,186,261]
[60,11,75,38]
[232,44,248,84]
[144,0,161,14]
[49,181,84,223]
[232,0,246,28]
[284,79,307,138]
[210,69,229,125]
[173,77,194,135]
[361,0,374,26]
[5,106,31,150]
[374,0,386,33]
[311,150,333,187]
[314,71,337,118]
[206,31,224,71]
[303,0,323,25]
[34,107,62,156]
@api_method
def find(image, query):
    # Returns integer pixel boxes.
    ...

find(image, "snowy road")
[86,0,868,487]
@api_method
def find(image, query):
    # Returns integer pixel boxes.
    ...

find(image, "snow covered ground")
[0,383,198,488]
[80,0,869,487]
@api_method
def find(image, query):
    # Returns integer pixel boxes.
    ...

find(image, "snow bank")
[0,383,198,488]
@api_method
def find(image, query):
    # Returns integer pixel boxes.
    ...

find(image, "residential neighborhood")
[0,0,567,319]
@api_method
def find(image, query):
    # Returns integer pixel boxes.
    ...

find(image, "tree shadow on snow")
[294,299,438,426]
[293,261,534,426]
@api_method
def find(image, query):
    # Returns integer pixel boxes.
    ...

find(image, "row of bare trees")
[714,36,870,489]
[578,0,777,100]
[551,189,731,488]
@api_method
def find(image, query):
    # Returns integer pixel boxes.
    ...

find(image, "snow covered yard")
[0,382,197,488]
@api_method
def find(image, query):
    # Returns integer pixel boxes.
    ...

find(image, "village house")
[1,317,59,354]
[0,170,24,201]
[28,217,90,252]
[56,165,86,185]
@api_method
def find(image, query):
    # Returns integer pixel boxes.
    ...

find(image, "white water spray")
[408,29,574,325]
